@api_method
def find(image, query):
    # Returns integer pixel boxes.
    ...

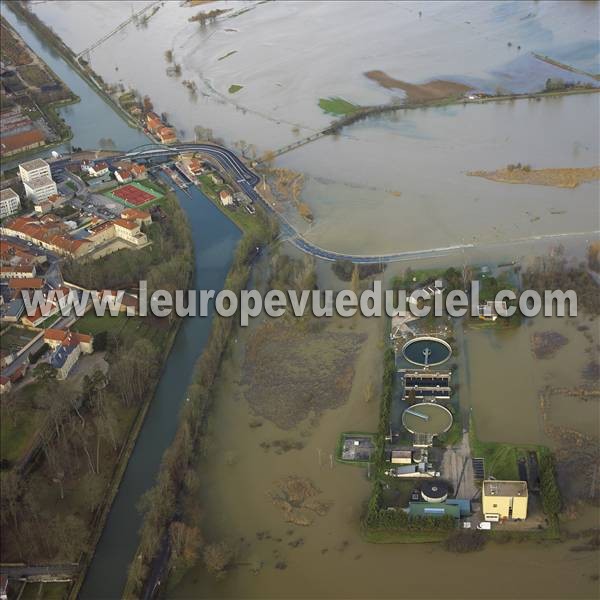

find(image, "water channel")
[4,9,242,598]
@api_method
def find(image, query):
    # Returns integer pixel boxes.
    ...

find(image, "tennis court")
[104,181,163,207]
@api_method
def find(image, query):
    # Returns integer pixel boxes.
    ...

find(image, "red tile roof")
[8,277,43,289]
[0,129,45,155]
[44,328,92,345]
[121,208,151,221]
[113,218,138,230]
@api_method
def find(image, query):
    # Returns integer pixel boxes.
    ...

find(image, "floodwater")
[5,3,599,598]
[28,0,600,255]
[464,314,600,446]
[170,281,599,600]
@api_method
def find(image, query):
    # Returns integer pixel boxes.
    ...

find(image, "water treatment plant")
[401,336,452,367]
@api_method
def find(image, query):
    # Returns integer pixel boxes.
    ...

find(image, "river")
[4,8,242,599]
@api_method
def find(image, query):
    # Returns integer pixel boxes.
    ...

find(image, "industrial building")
[482,480,528,521]
[403,370,451,401]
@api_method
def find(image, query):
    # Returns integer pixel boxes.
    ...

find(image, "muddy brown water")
[7,3,598,596]
[171,258,598,600]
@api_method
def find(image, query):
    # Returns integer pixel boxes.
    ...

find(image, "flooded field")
[168,258,599,600]
[28,1,600,255]
[8,2,598,597]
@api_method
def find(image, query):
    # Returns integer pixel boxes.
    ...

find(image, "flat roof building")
[408,502,460,519]
[482,480,528,521]
[23,175,57,204]
[391,450,413,464]
[1,188,21,219]
[19,158,51,183]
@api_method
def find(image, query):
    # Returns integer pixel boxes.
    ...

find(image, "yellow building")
[482,480,528,521]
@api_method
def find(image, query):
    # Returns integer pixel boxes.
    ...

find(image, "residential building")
[209,173,223,185]
[130,163,147,179]
[219,189,233,206]
[157,126,177,144]
[99,290,139,314]
[115,167,132,183]
[120,208,152,226]
[87,162,109,177]
[146,112,163,133]
[46,329,93,379]
[0,188,21,218]
[113,218,147,245]
[0,298,24,323]
[188,158,204,175]
[8,277,44,291]
[44,328,94,354]
[0,264,37,278]
[34,194,66,215]
[19,158,51,183]
[0,376,11,394]
[1,214,92,258]
[482,480,528,521]
[478,300,508,321]
[23,175,58,204]
[1,350,15,369]
[21,304,56,328]
[87,219,117,244]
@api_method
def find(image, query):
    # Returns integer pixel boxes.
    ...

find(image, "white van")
[477,522,491,530]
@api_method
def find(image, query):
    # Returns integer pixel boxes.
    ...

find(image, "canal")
[4,8,242,599]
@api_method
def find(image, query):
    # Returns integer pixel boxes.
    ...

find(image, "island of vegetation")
[467,165,600,189]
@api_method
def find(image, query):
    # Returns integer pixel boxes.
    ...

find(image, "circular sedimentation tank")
[420,480,449,503]
[402,402,453,435]
[401,336,452,366]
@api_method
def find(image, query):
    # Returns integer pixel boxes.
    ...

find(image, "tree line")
[123,210,279,597]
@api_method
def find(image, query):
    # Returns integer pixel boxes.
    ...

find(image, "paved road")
[81,143,473,264]
[52,144,599,265]
[0,563,78,580]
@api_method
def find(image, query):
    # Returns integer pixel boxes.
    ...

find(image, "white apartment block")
[19,158,51,183]
[24,175,58,204]
[0,188,21,218]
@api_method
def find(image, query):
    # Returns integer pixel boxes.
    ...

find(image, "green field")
[1,326,37,353]
[318,96,360,116]
[1,382,45,465]
[228,84,244,94]
[196,173,265,235]
[73,311,169,347]
[468,416,548,481]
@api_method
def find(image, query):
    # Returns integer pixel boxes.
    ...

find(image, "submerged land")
[468,166,600,189]
[0,1,599,599]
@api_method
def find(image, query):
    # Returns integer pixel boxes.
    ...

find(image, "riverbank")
[0,186,194,597]
[7,1,144,133]
[69,194,195,596]
[69,312,184,600]
[0,15,80,161]
[123,210,278,598]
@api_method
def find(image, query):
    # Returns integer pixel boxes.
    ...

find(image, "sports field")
[103,181,163,207]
